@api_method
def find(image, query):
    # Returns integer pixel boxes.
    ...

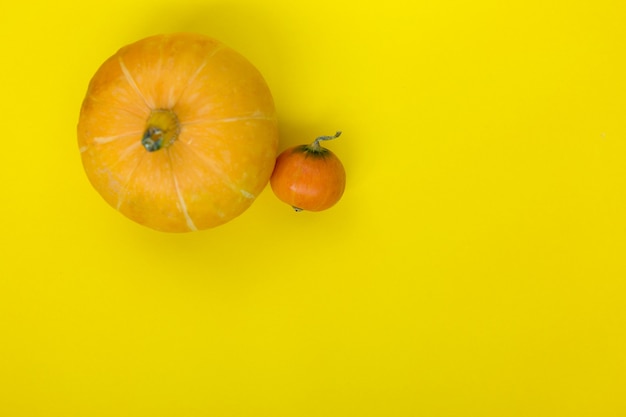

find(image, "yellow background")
[1,0,625,415]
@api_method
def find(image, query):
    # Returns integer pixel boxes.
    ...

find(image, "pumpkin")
[78,33,278,232]
[270,132,346,212]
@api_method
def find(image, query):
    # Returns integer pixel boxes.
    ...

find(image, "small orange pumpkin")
[270,132,346,212]
[78,33,278,232]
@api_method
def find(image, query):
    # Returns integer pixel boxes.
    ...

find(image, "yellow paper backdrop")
[1,0,625,415]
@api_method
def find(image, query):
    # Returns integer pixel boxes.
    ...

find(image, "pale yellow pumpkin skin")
[78,33,278,232]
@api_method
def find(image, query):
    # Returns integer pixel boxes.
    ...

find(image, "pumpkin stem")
[310,131,342,152]
[142,109,180,152]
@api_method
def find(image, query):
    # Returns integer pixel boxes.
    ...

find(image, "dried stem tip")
[310,131,342,152]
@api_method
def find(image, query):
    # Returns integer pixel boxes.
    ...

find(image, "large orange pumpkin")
[78,33,278,232]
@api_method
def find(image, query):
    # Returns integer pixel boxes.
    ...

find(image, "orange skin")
[77,33,278,232]
[270,132,346,212]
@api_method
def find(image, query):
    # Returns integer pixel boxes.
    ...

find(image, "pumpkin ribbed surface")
[78,33,278,232]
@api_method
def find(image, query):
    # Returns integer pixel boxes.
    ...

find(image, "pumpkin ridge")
[109,141,143,170]
[174,138,250,198]
[181,113,276,127]
[116,150,148,210]
[172,45,225,109]
[167,149,198,231]
[118,55,153,109]
[87,94,148,120]
[92,130,143,146]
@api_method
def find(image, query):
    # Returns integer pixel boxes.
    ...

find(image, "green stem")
[310,131,342,152]
[142,109,180,152]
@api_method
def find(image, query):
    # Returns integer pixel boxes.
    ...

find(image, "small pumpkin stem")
[142,109,180,152]
[310,131,342,152]
[142,127,164,152]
